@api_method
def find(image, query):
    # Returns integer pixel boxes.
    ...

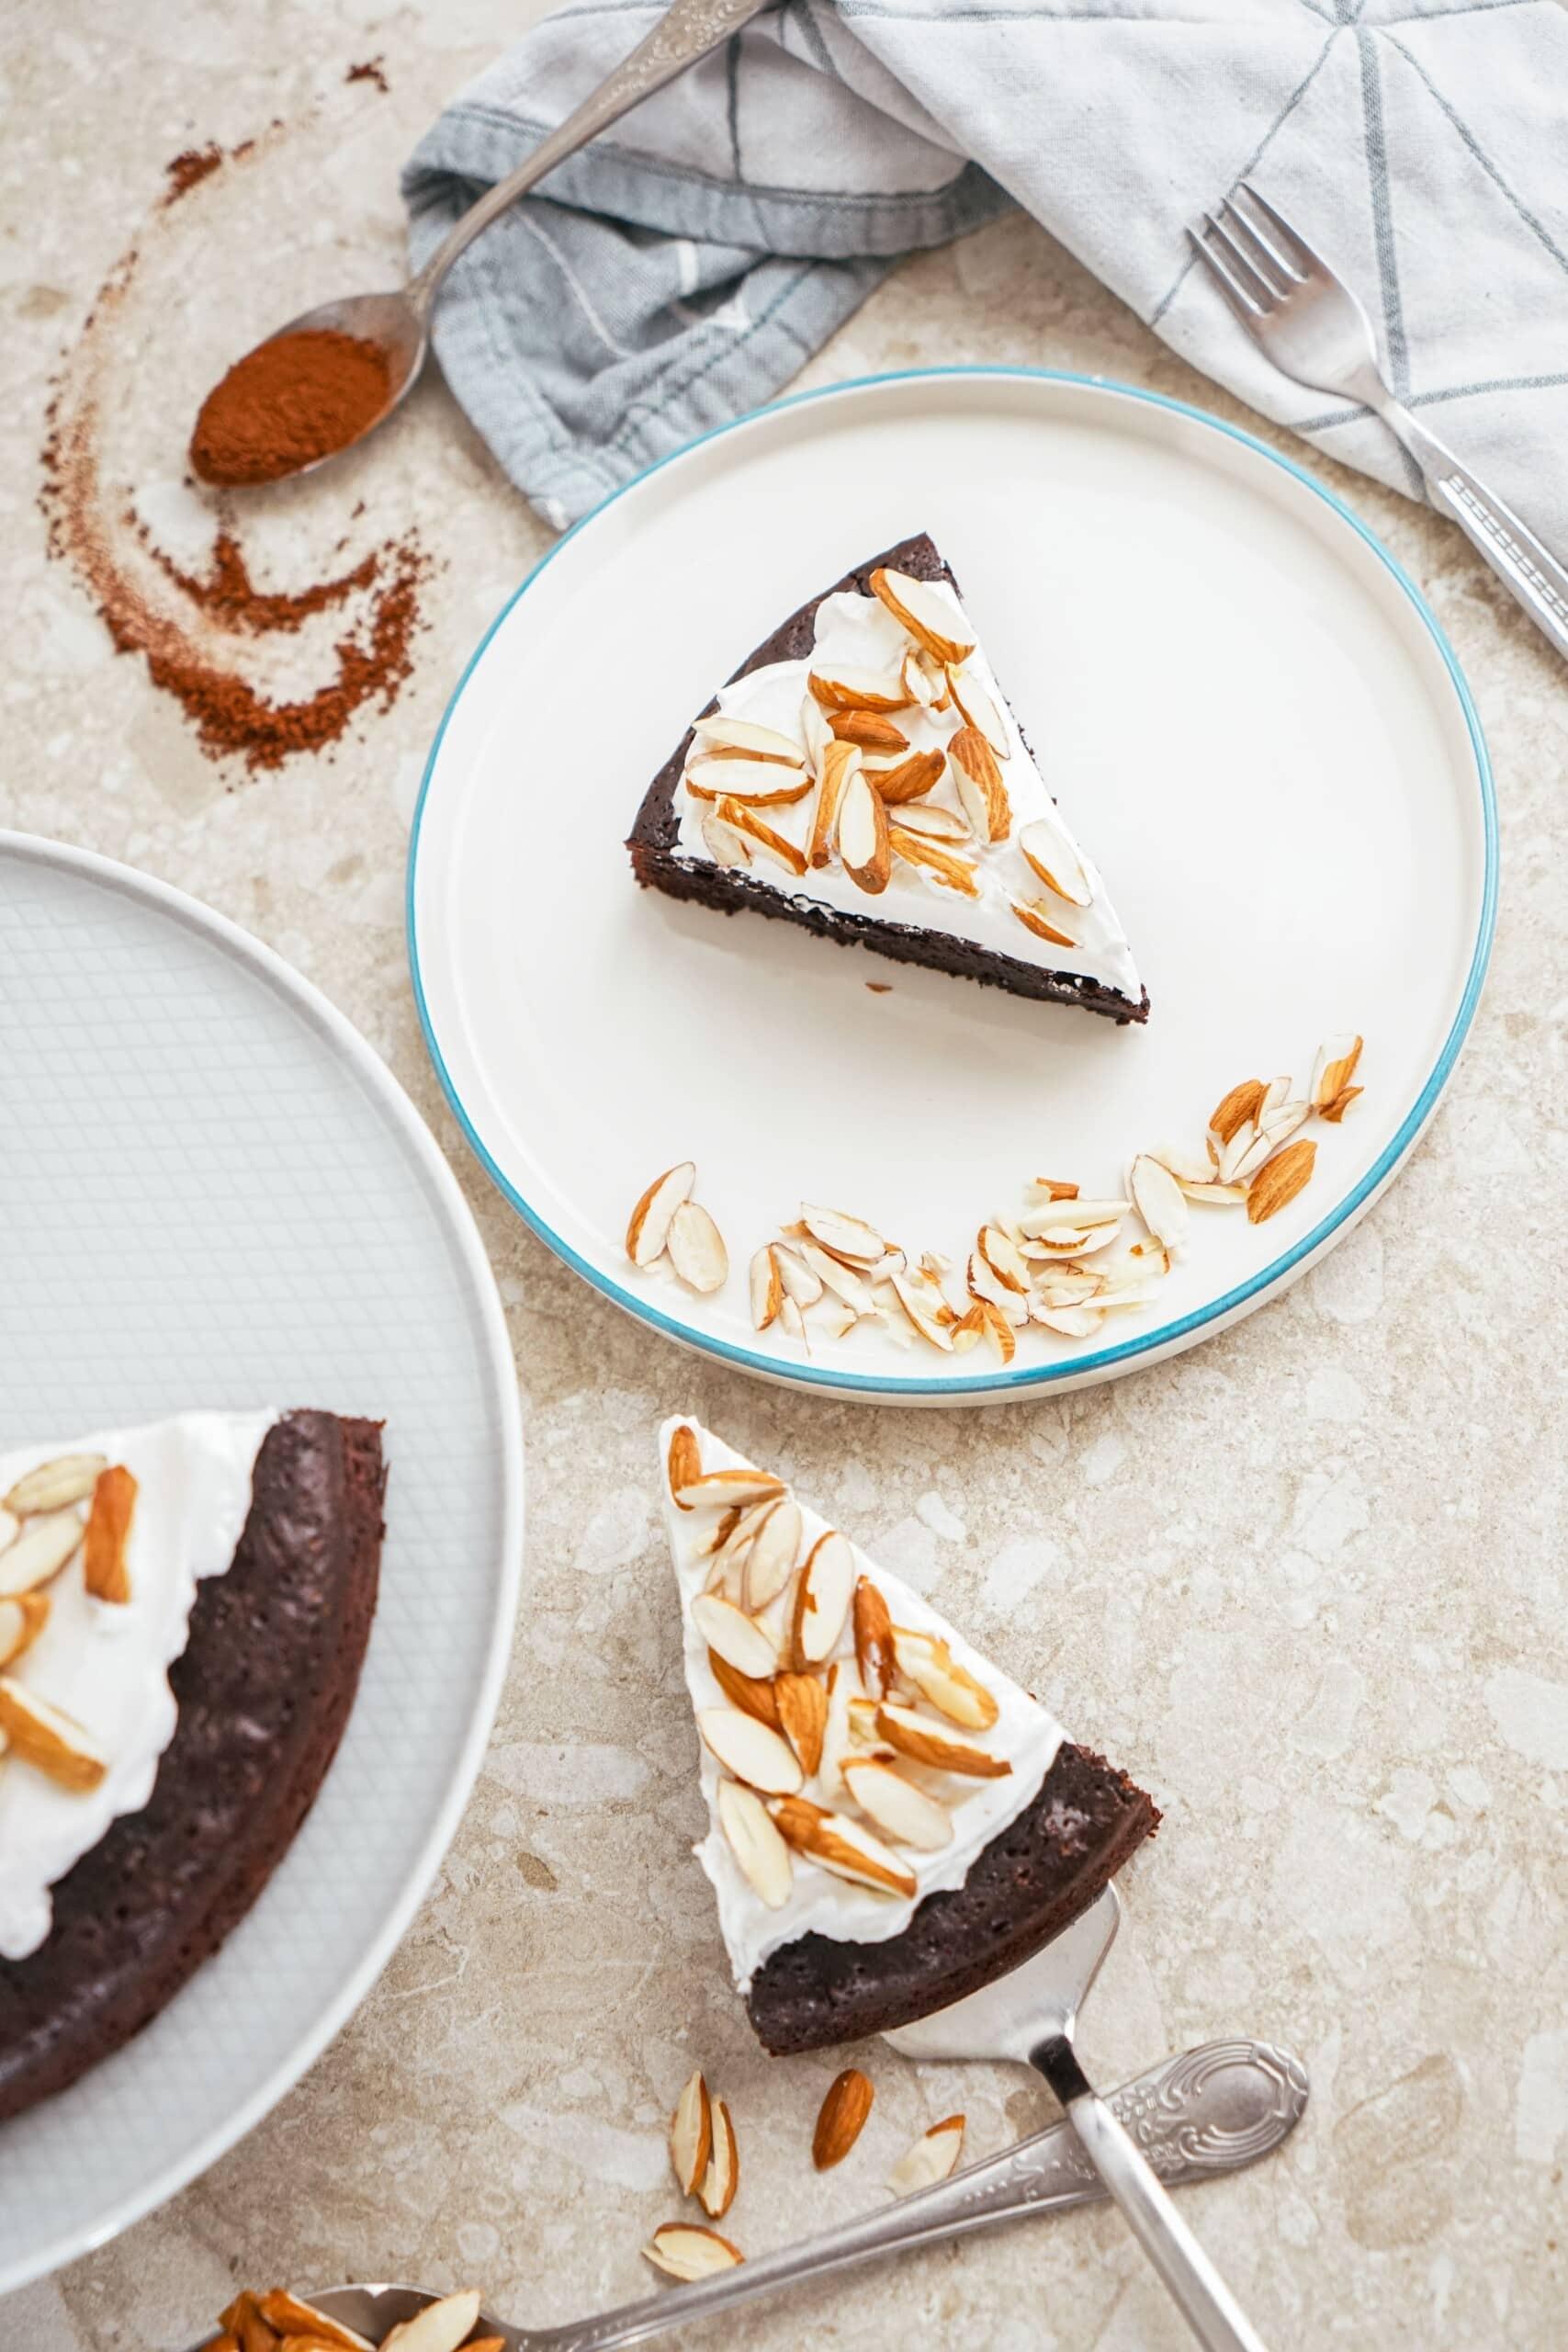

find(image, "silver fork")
[1191,182,1568,664]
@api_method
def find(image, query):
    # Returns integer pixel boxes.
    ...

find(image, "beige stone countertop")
[3,4,1565,2346]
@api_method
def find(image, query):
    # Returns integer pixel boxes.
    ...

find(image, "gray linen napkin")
[404,0,1568,540]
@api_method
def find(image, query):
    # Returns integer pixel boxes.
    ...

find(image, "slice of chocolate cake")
[0,1408,385,2121]
[627,534,1148,1023]
[660,1417,1157,2055]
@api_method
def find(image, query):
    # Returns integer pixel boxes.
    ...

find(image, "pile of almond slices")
[0,1450,139,1795]
[199,2287,493,2352]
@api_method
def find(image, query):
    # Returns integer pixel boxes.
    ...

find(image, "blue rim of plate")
[407,365,1497,1400]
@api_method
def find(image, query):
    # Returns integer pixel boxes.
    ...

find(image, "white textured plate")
[409,368,1494,1403]
[0,834,524,2295]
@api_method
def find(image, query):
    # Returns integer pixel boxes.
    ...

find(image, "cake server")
[183,2030,1304,2350]
[887,1884,1269,2351]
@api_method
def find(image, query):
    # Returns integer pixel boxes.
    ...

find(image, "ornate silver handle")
[408,0,775,317]
[1379,400,1568,665]
[536,2040,1307,2351]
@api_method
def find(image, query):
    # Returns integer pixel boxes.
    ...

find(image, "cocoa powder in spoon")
[190,327,392,486]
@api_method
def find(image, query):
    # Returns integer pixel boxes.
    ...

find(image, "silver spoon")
[194,0,775,481]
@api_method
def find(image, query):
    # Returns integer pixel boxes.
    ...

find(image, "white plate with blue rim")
[0,833,524,2296]
[408,367,1495,1407]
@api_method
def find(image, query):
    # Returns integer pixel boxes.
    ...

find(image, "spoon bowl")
[206,293,427,483]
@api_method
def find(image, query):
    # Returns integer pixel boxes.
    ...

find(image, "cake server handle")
[531,2038,1306,2350]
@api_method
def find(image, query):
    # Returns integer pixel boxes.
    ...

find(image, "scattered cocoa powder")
[138,524,382,636]
[190,327,392,486]
[345,57,389,93]
[163,144,224,205]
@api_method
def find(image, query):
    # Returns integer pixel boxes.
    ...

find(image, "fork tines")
[1190,183,1309,315]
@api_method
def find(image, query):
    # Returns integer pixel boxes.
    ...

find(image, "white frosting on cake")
[660,1416,1065,1995]
[0,1409,278,1960]
[671,574,1142,1006]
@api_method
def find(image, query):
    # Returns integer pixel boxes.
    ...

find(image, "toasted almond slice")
[890,1630,998,1730]
[200,2332,242,2352]
[975,1295,1018,1363]
[676,1467,786,1511]
[837,767,893,895]
[692,1594,778,1680]
[684,757,811,806]
[852,1575,896,1699]
[797,1242,874,1317]
[1129,1154,1189,1251]
[1029,1177,1081,1201]
[888,826,981,898]
[888,2115,966,2196]
[1258,1074,1292,1121]
[1019,1198,1127,1236]
[1215,1119,1263,1185]
[800,1203,885,1265]
[1096,1277,1166,1310]
[829,709,908,752]
[793,1529,855,1666]
[628,1161,696,1267]
[0,1592,49,1671]
[1032,1301,1104,1339]
[1177,1177,1250,1204]
[888,1269,955,1352]
[670,2067,714,2198]
[708,1646,781,1726]
[1018,809,1091,909]
[771,1794,916,1895]
[869,567,976,665]
[818,1658,861,1801]
[693,715,807,764]
[667,1423,702,1507]
[775,1669,828,1775]
[3,1453,107,1517]
[807,739,859,868]
[379,2292,481,2352]
[870,749,946,807]
[813,2066,875,2168]
[946,662,1008,756]
[1032,1268,1104,1306]
[966,1249,1026,1324]
[743,1497,801,1611]
[1010,896,1076,949]
[1247,1136,1317,1224]
[875,1700,1011,1777]
[714,796,808,877]
[0,1509,84,1598]
[1209,1078,1266,1145]
[668,1200,729,1295]
[977,1222,1031,1294]
[717,1775,794,1906]
[807,663,910,714]
[948,1303,986,1355]
[699,2096,740,2220]
[218,2292,279,2352]
[1258,1099,1313,1154]
[644,2223,743,2281]
[257,2294,375,2352]
[842,1757,952,1850]
[0,1679,107,1791]
[84,1463,136,1605]
[749,1245,783,1332]
[1319,1084,1363,1123]
[948,727,1010,842]
[773,1244,825,1307]
[846,1694,886,1748]
[700,808,752,867]
[889,802,970,844]
[698,1706,803,1794]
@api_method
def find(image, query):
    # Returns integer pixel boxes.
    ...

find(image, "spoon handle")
[531,2039,1306,2351]
[408,0,776,315]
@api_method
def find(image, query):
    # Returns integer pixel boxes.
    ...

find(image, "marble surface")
[3,5,1566,2347]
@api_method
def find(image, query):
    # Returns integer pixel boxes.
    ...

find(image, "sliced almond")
[668,1200,729,1295]
[947,726,1010,842]
[1032,1268,1104,1306]
[1176,1177,1250,1205]
[0,1510,84,1598]
[875,1700,1010,1777]
[1129,1154,1189,1252]
[708,1646,780,1726]
[1319,1085,1362,1123]
[667,1423,702,1507]
[813,2066,875,2168]
[1209,1078,1265,1145]
[837,768,893,895]
[84,1463,136,1605]
[888,1269,955,1352]
[1019,1198,1127,1236]
[749,1245,783,1332]
[806,1295,859,1341]
[967,1250,1027,1324]
[946,662,1008,756]
[770,1794,916,1896]
[774,1670,828,1776]
[818,1657,860,1801]
[643,2223,743,2281]
[807,663,909,714]
[743,1497,801,1611]
[717,1775,793,1905]
[700,808,753,866]
[869,749,945,807]
[778,1295,809,1350]
[3,1453,107,1517]
[1018,809,1091,909]
[257,2293,374,2352]
[627,1162,696,1267]
[0,1592,49,1670]
[693,715,807,765]
[1032,1301,1104,1339]
[808,739,859,868]
[829,709,908,752]
[1010,896,1076,949]
[1313,1033,1364,1114]
[1029,1177,1081,1201]
[890,1630,998,1730]
[0,1679,107,1791]
[900,644,949,708]
[841,1757,952,1850]
[890,802,970,845]
[852,1575,896,1698]
[698,1706,802,1794]
[670,2067,713,2198]
[888,2115,965,2196]
[948,1302,986,1354]
[1216,1120,1265,1185]
[218,2292,281,2352]
[975,1295,1018,1363]
[378,2292,481,2352]
[1247,1136,1317,1225]
[773,1245,824,1307]
[888,827,980,898]
[676,1466,785,1512]
[800,1203,885,1265]
[799,1243,874,1316]
[977,1223,1030,1295]
[869,568,975,665]
[714,796,807,877]
[792,1529,855,1666]
[846,1694,886,1748]
[684,757,811,807]
[692,1593,778,1680]
[699,2097,740,2220]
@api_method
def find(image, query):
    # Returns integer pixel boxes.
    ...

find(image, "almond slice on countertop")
[793,1528,855,1665]
[674,1467,786,1510]
[837,767,893,895]
[692,714,807,765]
[667,1200,729,1295]
[977,1223,1031,1295]
[3,1453,107,1517]
[256,2292,376,2351]
[1129,1154,1189,1252]
[0,1679,107,1792]
[946,662,1008,756]
[1010,897,1076,949]
[698,1706,803,1794]
[670,2067,714,2198]
[1247,1136,1317,1224]
[708,1646,781,1726]
[829,709,908,752]
[948,727,1010,842]
[875,1701,1011,1778]
[773,1245,825,1307]
[813,2067,875,2168]
[888,2115,966,2196]
[890,1629,998,1730]
[808,739,859,867]
[714,796,808,877]
[888,1269,955,1352]
[692,1594,778,1680]
[743,1498,801,1611]
[888,826,981,897]
[771,1794,916,1895]
[852,1576,897,1698]
[841,1756,953,1850]
[774,1669,828,1776]
[0,1592,49,1671]
[1018,808,1092,909]
[800,1202,886,1265]
[628,1162,696,1267]
[1209,1078,1265,1145]
[84,1463,136,1605]
[0,1510,85,1599]
[889,802,969,844]
[699,2096,740,2221]
[379,2291,483,2352]
[869,749,945,807]
[700,808,752,867]
[717,1775,794,1905]
[644,2223,744,2281]
[807,663,910,714]
[750,1245,783,1332]
[869,567,976,665]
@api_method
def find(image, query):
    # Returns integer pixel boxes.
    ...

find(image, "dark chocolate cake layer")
[0,1410,385,2122]
[627,533,1150,1024]
[746,1740,1158,2054]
